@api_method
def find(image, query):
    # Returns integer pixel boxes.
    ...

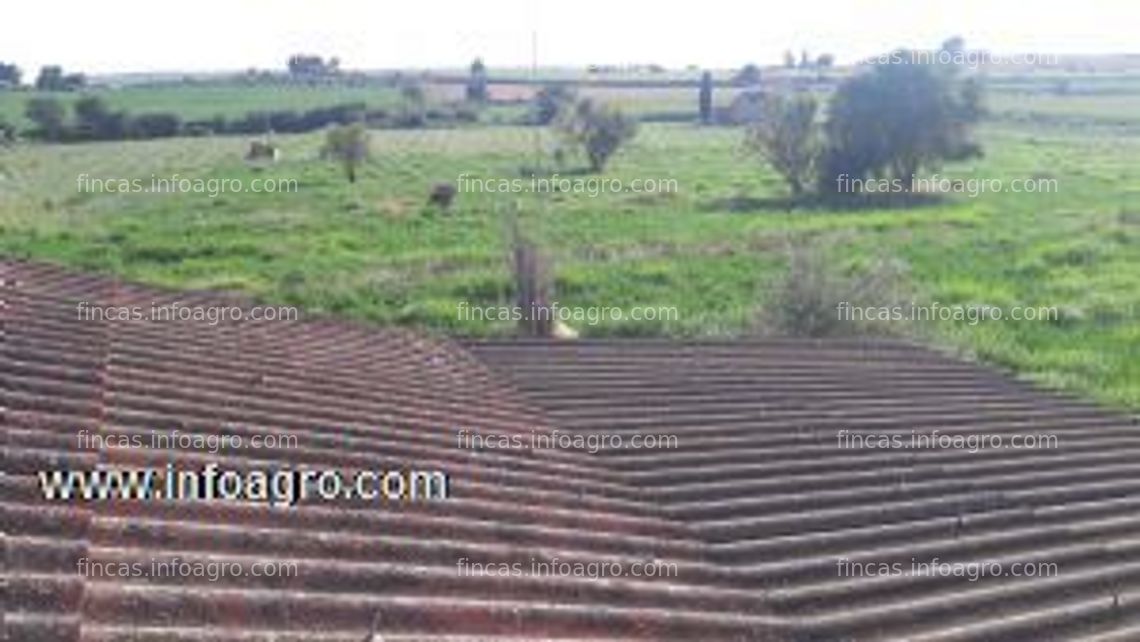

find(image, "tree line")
[0,63,86,90]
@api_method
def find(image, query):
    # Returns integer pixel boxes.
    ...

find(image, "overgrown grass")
[0,91,1137,409]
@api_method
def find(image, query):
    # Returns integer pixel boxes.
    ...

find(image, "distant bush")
[364,109,389,126]
[19,89,461,144]
[227,111,271,135]
[555,98,638,172]
[532,84,575,125]
[323,122,370,183]
[0,119,15,143]
[25,97,67,141]
[296,104,357,131]
[129,112,182,139]
[73,96,128,140]
[396,82,427,128]
[182,121,214,137]
[0,62,22,88]
[758,240,910,337]
[35,65,86,91]
[453,105,479,123]
[245,140,280,162]
[267,110,303,133]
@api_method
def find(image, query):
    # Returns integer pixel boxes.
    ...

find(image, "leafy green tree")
[733,64,762,86]
[35,66,63,90]
[35,65,85,91]
[25,97,67,140]
[556,98,638,172]
[74,96,127,140]
[0,62,21,87]
[746,93,821,196]
[818,46,983,193]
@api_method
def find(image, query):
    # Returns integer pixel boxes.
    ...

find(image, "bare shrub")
[555,98,638,172]
[745,92,821,197]
[758,239,911,337]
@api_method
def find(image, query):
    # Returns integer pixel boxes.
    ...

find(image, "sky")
[3,0,1137,75]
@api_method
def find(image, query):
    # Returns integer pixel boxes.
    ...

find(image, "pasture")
[0,73,1137,408]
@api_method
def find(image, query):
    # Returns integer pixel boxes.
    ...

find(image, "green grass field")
[0,84,416,127]
[0,76,1137,409]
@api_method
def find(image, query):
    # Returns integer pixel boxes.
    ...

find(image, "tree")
[555,98,638,172]
[323,122,370,183]
[35,65,85,91]
[0,118,15,143]
[532,84,575,125]
[816,53,835,68]
[818,49,983,193]
[25,97,67,140]
[699,71,714,124]
[73,96,127,140]
[800,50,812,68]
[64,72,86,90]
[35,66,63,90]
[129,112,182,139]
[466,58,488,102]
[733,64,762,86]
[0,62,21,88]
[783,50,797,69]
[746,93,821,196]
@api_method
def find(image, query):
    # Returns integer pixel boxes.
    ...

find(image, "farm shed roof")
[4,259,1138,641]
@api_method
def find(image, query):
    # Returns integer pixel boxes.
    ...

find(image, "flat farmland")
[1,75,1137,408]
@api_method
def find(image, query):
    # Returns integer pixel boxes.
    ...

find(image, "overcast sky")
[4,0,1137,74]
